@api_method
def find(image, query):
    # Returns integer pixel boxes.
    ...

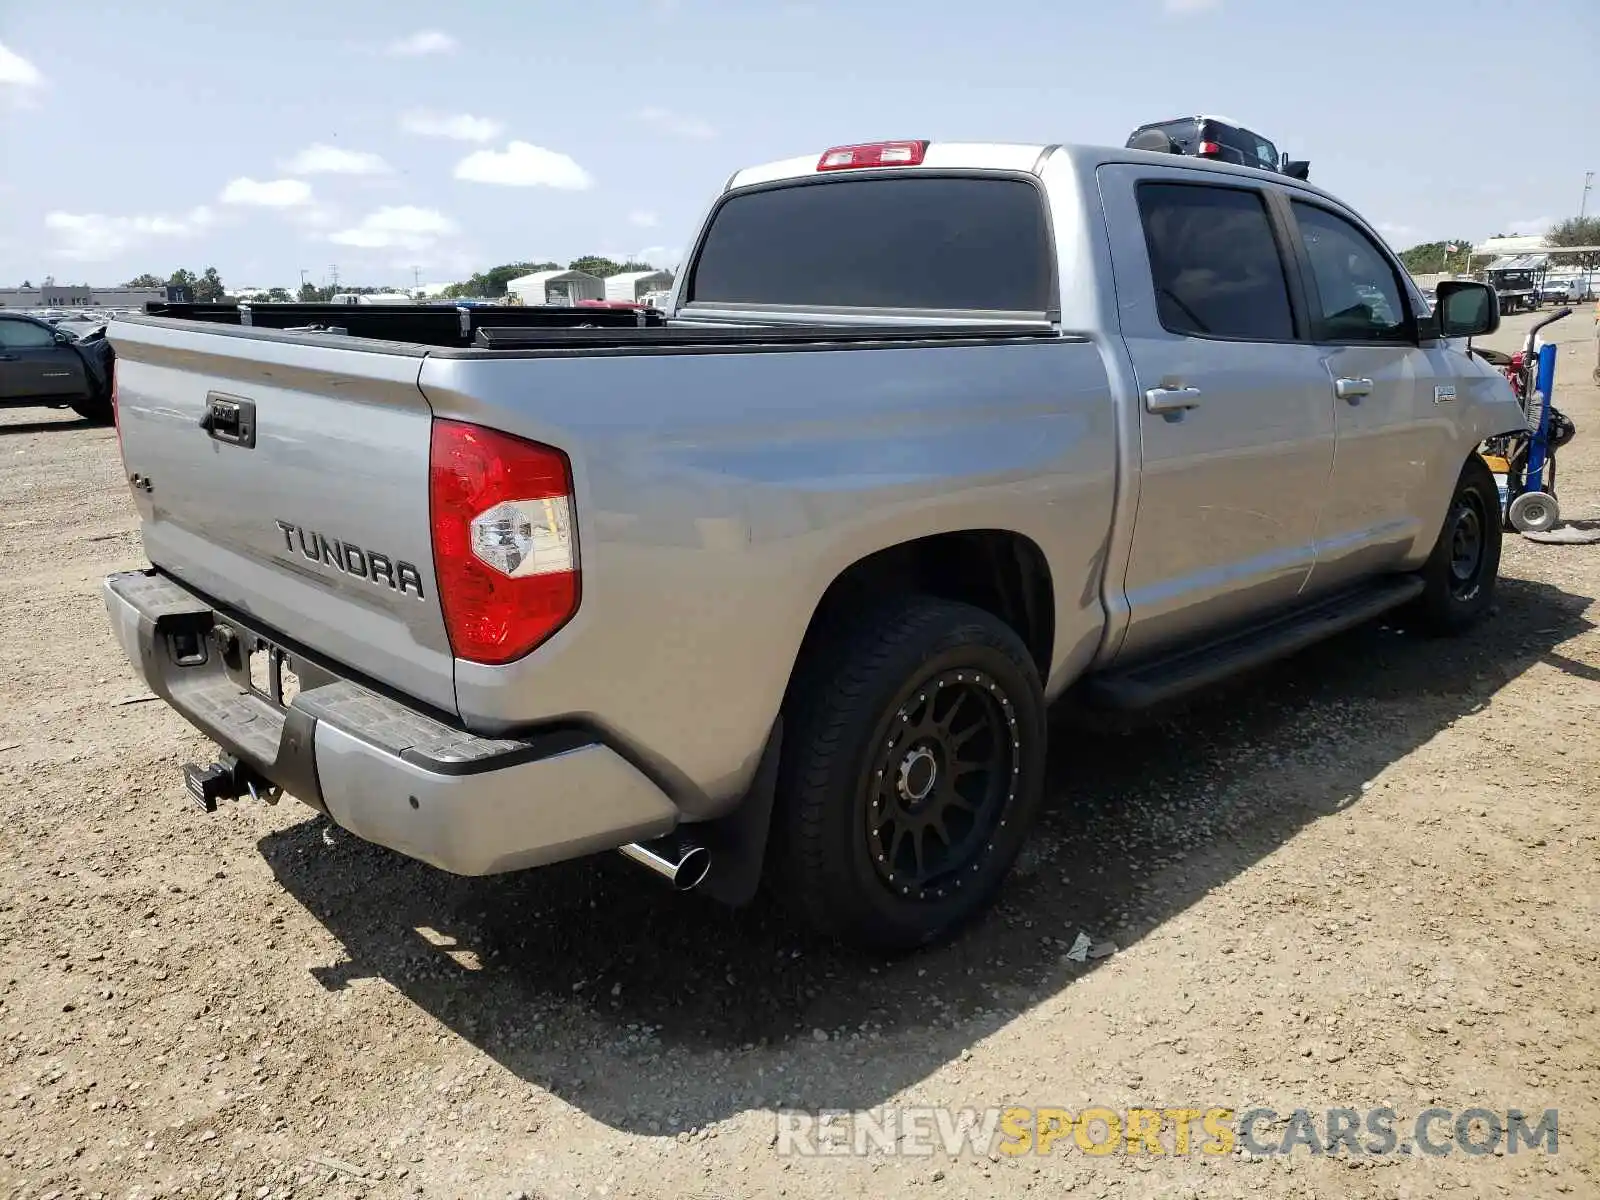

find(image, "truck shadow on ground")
[0,412,103,436]
[260,574,1593,1136]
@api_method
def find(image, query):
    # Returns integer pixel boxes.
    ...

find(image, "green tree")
[195,267,226,302]
[124,273,164,288]
[20,279,32,288]
[167,268,198,296]
[439,261,559,298]
[568,255,622,278]
[1545,216,1600,274]
[1397,240,1479,276]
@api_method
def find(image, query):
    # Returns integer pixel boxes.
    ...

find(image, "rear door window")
[1136,182,1297,341]
[686,176,1053,314]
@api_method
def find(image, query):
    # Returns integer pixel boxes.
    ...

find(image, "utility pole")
[1578,173,1596,299]
[329,264,339,292]
[412,265,421,290]
[299,269,308,292]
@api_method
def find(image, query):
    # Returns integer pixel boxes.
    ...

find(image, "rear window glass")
[1206,123,1278,171]
[687,176,1053,313]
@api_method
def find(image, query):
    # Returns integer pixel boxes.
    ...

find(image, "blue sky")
[1,0,1595,290]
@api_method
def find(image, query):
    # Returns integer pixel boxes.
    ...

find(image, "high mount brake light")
[816,140,929,171]
[429,419,579,665]
[1197,140,1222,157]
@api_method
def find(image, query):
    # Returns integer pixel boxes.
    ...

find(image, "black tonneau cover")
[142,301,665,349]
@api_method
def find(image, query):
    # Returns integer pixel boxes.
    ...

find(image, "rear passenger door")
[1283,199,1448,590]
[1098,166,1334,662]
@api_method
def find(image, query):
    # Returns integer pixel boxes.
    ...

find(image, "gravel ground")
[1,309,1596,1200]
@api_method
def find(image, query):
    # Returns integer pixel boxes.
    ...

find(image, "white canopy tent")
[603,270,675,303]
[506,270,605,305]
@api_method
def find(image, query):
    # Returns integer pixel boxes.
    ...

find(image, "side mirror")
[53,330,73,344]
[1283,160,1311,180]
[1437,280,1500,338]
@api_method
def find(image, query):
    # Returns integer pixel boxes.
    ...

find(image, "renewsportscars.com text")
[774,1105,1560,1158]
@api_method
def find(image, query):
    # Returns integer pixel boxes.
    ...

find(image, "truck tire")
[773,596,1047,951]
[1407,454,1501,635]
[68,393,114,425]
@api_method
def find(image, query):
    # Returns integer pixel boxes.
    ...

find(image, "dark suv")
[1127,115,1310,179]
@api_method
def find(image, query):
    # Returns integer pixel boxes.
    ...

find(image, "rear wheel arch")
[784,530,1056,703]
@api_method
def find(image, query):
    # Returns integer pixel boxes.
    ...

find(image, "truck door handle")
[1145,386,1203,413]
[1335,377,1373,400]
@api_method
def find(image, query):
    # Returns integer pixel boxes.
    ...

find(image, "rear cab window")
[684,175,1054,316]
[1197,122,1278,172]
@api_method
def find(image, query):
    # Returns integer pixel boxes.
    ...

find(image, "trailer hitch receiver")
[183,755,281,813]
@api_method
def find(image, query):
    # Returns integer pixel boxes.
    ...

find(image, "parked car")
[1542,280,1572,305]
[1126,115,1310,179]
[0,311,114,422]
[102,138,1523,951]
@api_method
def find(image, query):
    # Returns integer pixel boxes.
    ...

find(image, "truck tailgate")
[110,319,456,714]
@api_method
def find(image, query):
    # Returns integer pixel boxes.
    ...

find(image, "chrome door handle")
[1335,377,1373,400]
[1145,386,1203,413]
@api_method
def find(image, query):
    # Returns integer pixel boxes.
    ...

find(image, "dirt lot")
[1,311,1597,1200]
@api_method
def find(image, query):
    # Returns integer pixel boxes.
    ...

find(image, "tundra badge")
[275,520,426,598]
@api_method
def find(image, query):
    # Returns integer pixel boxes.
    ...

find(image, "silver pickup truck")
[103,139,1524,951]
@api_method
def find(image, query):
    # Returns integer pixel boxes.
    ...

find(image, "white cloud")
[1163,0,1220,12]
[454,142,593,189]
[220,177,313,207]
[400,111,503,142]
[635,106,716,140]
[1377,222,1416,243]
[0,40,43,88]
[329,206,458,251]
[628,210,660,229]
[45,206,217,261]
[632,245,682,268]
[288,203,343,231]
[283,144,390,175]
[385,30,456,56]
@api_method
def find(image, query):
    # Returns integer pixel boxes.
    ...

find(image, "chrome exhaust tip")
[619,836,711,892]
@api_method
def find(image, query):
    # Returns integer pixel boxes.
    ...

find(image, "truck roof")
[726,140,1338,201]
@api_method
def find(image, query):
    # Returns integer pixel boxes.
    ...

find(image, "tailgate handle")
[200,393,257,449]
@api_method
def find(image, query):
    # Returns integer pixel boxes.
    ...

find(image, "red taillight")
[817,140,928,171]
[428,419,579,665]
[1197,140,1221,157]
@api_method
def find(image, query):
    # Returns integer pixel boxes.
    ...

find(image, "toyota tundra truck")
[102,139,1525,951]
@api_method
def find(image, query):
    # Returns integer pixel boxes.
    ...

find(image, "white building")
[506,269,605,306]
[604,269,675,303]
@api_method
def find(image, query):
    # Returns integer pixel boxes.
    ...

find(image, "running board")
[1085,576,1425,711]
